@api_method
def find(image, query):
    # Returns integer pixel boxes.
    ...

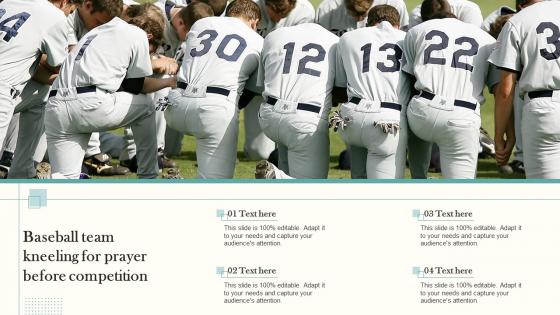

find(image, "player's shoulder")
[28,0,66,21]
[267,23,336,41]
[448,0,480,11]
[190,16,218,31]
[376,0,407,10]
[302,23,339,41]
[293,0,315,15]
[509,1,558,26]
[110,17,147,40]
[316,0,343,13]
[224,17,264,46]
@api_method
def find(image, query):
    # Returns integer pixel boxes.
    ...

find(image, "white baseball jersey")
[53,17,152,93]
[254,0,314,37]
[336,21,408,106]
[0,0,68,90]
[403,18,496,105]
[409,0,483,29]
[259,23,339,110]
[315,0,408,36]
[481,6,515,33]
[66,8,88,46]
[154,0,185,58]
[178,17,263,95]
[489,1,560,95]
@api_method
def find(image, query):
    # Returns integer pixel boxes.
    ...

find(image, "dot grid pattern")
[24,297,63,315]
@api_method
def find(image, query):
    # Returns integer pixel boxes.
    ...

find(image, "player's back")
[54,17,152,93]
[178,17,263,94]
[404,18,495,104]
[504,1,560,93]
[338,21,405,104]
[261,23,339,110]
[0,0,66,89]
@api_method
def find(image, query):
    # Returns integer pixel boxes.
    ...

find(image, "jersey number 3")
[0,9,30,42]
[537,22,560,61]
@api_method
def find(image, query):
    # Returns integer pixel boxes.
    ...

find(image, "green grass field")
[111,0,522,179]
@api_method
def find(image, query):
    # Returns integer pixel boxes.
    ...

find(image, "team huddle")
[0,0,559,179]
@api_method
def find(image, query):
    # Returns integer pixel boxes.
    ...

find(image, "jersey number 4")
[423,30,479,72]
[0,9,30,42]
[537,22,560,61]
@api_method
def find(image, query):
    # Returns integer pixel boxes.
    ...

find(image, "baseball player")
[165,0,262,178]
[406,0,485,179]
[403,9,497,179]
[481,5,515,33]
[240,0,315,162]
[408,0,483,29]
[334,5,409,179]
[45,6,176,179]
[315,0,409,35]
[0,0,69,177]
[315,0,408,172]
[490,0,560,178]
[255,23,344,179]
[484,12,526,176]
[119,0,187,169]
[63,0,133,176]
[118,0,226,170]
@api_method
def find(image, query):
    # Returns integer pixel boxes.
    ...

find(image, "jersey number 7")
[0,9,30,42]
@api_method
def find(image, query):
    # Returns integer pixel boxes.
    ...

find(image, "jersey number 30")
[190,29,247,62]
[0,9,30,42]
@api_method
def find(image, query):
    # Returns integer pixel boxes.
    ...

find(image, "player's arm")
[33,55,60,85]
[119,76,177,94]
[493,69,517,166]
[151,54,179,75]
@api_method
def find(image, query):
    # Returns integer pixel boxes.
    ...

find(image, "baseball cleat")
[0,165,8,179]
[479,127,496,158]
[158,150,177,169]
[162,168,183,179]
[509,160,525,174]
[160,154,177,169]
[120,156,139,173]
[255,160,276,179]
[35,162,52,179]
[84,153,130,176]
[0,150,13,168]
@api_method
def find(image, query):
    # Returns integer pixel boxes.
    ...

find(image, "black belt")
[349,97,402,111]
[419,90,477,111]
[528,90,554,99]
[48,85,97,98]
[177,81,230,97]
[266,96,321,114]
